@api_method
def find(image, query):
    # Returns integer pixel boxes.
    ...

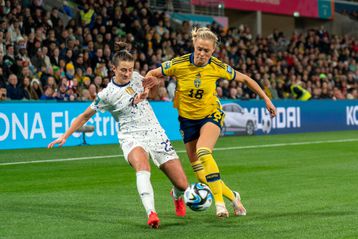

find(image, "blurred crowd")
[0,0,357,102]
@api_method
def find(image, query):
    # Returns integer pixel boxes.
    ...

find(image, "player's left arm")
[48,107,96,148]
[234,70,277,118]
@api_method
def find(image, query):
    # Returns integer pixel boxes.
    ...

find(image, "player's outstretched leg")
[160,159,188,217]
[197,147,229,218]
[191,158,246,216]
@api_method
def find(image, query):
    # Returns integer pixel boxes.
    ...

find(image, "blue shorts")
[179,109,225,144]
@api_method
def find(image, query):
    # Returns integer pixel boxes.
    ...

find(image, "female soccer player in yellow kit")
[144,27,277,217]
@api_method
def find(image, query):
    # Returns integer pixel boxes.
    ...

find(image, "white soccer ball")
[184,183,213,211]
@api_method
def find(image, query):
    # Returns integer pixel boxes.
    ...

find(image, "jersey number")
[188,89,204,99]
[161,139,173,152]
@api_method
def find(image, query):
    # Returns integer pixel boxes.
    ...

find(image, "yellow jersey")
[161,53,236,119]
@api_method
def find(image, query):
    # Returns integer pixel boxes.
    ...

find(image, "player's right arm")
[143,67,164,89]
[48,107,96,148]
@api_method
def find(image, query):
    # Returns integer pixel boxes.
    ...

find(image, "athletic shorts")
[179,108,225,144]
[120,133,178,167]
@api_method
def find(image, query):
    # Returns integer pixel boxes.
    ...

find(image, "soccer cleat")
[216,203,229,218]
[170,190,186,217]
[147,211,160,229]
[232,191,247,216]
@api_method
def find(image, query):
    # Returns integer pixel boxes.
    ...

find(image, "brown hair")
[111,42,134,66]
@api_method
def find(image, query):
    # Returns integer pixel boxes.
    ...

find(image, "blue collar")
[189,53,211,67]
[112,78,130,87]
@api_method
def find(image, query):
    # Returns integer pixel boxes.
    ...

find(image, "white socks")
[136,170,155,216]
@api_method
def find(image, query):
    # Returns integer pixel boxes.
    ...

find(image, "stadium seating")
[0,0,356,101]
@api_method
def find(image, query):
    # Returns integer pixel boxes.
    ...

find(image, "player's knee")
[132,159,150,172]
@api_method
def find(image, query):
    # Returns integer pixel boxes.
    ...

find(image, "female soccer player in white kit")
[48,42,188,229]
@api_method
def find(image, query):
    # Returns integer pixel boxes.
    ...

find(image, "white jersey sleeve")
[90,88,112,113]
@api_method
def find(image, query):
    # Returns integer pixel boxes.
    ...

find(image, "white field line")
[0,138,357,167]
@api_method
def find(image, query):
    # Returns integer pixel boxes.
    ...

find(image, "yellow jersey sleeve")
[218,63,236,80]
[210,57,236,80]
[161,54,191,76]
[161,60,176,76]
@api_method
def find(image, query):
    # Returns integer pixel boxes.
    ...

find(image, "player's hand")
[133,88,149,105]
[48,136,66,148]
[143,76,159,89]
[265,99,277,118]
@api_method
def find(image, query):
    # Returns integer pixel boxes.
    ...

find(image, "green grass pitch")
[1,131,358,239]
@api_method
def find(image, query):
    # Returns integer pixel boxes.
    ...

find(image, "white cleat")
[232,191,247,216]
[216,203,229,218]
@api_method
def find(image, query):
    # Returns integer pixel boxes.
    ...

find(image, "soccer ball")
[184,183,213,211]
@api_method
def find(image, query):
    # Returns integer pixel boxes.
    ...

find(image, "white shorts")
[120,134,179,167]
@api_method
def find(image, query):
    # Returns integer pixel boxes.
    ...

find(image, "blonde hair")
[191,27,218,47]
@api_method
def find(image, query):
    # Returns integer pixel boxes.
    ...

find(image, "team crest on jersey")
[125,87,135,95]
[164,61,171,70]
[194,73,201,88]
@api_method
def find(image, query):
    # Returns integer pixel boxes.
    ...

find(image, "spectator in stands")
[40,85,55,100]
[88,84,97,100]
[29,78,43,100]
[347,88,357,99]
[0,67,6,88]
[22,76,31,100]
[31,48,46,72]
[79,88,90,101]
[228,87,238,99]
[79,4,95,28]
[0,0,356,102]
[3,44,16,77]
[0,87,8,101]
[6,74,26,100]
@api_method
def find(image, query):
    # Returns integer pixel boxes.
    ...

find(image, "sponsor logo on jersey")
[194,73,201,88]
[125,87,135,95]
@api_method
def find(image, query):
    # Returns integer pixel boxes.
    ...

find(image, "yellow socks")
[191,150,236,202]
[191,160,207,183]
[196,147,224,205]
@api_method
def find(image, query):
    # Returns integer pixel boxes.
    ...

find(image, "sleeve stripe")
[173,57,190,63]
[160,65,167,76]
[172,60,188,65]
[232,70,236,81]
[212,61,225,69]
[173,55,190,63]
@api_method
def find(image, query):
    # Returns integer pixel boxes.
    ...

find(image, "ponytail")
[111,42,134,67]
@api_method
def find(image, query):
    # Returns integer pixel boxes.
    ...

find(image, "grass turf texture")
[1,131,357,239]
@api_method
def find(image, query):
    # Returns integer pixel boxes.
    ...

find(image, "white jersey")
[90,71,178,166]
